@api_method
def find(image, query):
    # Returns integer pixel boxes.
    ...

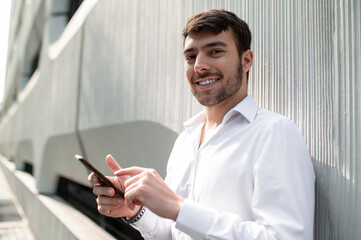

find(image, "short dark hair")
[183,9,252,58]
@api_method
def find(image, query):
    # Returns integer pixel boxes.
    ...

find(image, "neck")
[198,92,247,148]
[204,91,247,131]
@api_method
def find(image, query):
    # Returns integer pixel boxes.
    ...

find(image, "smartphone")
[75,154,124,198]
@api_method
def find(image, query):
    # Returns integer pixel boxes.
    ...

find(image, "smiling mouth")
[197,78,219,86]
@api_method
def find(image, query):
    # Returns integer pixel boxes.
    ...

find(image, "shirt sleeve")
[131,208,174,239]
[175,119,315,240]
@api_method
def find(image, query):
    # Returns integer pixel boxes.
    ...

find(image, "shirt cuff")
[175,199,217,239]
[131,207,159,238]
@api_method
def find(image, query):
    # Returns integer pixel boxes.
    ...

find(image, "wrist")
[127,205,142,218]
[170,196,184,221]
[122,206,146,224]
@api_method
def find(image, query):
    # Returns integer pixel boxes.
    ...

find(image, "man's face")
[183,30,243,106]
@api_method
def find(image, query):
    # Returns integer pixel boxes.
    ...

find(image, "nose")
[194,54,210,74]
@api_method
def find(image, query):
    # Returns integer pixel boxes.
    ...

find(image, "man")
[89,9,315,240]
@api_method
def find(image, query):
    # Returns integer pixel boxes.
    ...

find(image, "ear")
[242,50,253,73]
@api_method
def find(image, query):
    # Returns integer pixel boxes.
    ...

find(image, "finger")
[124,188,140,211]
[114,166,147,176]
[88,172,97,183]
[106,154,121,172]
[123,180,147,210]
[122,169,159,189]
[123,175,141,192]
[93,185,115,197]
[97,205,112,216]
[88,172,104,185]
[96,195,124,206]
[123,170,152,189]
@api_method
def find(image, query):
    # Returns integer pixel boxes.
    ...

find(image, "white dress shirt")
[132,95,315,240]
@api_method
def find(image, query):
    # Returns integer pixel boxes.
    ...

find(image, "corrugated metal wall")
[329,0,361,239]
[245,1,361,239]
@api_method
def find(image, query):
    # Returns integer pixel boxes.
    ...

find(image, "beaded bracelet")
[121,206,146,224]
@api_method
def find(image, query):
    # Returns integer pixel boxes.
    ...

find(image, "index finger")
[114,166,146,176]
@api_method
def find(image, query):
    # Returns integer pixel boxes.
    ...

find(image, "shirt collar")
[183,109,206,131]
[183,95,259,131]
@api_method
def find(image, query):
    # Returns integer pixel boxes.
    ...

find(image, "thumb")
[106,154,121,173]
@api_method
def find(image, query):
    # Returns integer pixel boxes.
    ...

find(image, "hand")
[88,154,141,218]
[115,167,184,221]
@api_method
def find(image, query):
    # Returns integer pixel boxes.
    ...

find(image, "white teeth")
[198,79,218,86]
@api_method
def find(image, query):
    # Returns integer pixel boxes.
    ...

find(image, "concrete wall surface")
[0,0,360,239]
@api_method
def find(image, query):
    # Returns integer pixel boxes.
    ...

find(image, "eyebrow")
[183,41,228,55]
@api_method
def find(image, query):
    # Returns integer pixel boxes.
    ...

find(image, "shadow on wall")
[313,158,361,240]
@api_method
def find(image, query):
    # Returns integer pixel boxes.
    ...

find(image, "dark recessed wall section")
[30,50,40,78]
[68,0,83,22]
[57,177,143,240]
[23,162,33,176]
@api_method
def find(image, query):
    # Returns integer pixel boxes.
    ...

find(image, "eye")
[210,49,224,55]
[185,55,196,62]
